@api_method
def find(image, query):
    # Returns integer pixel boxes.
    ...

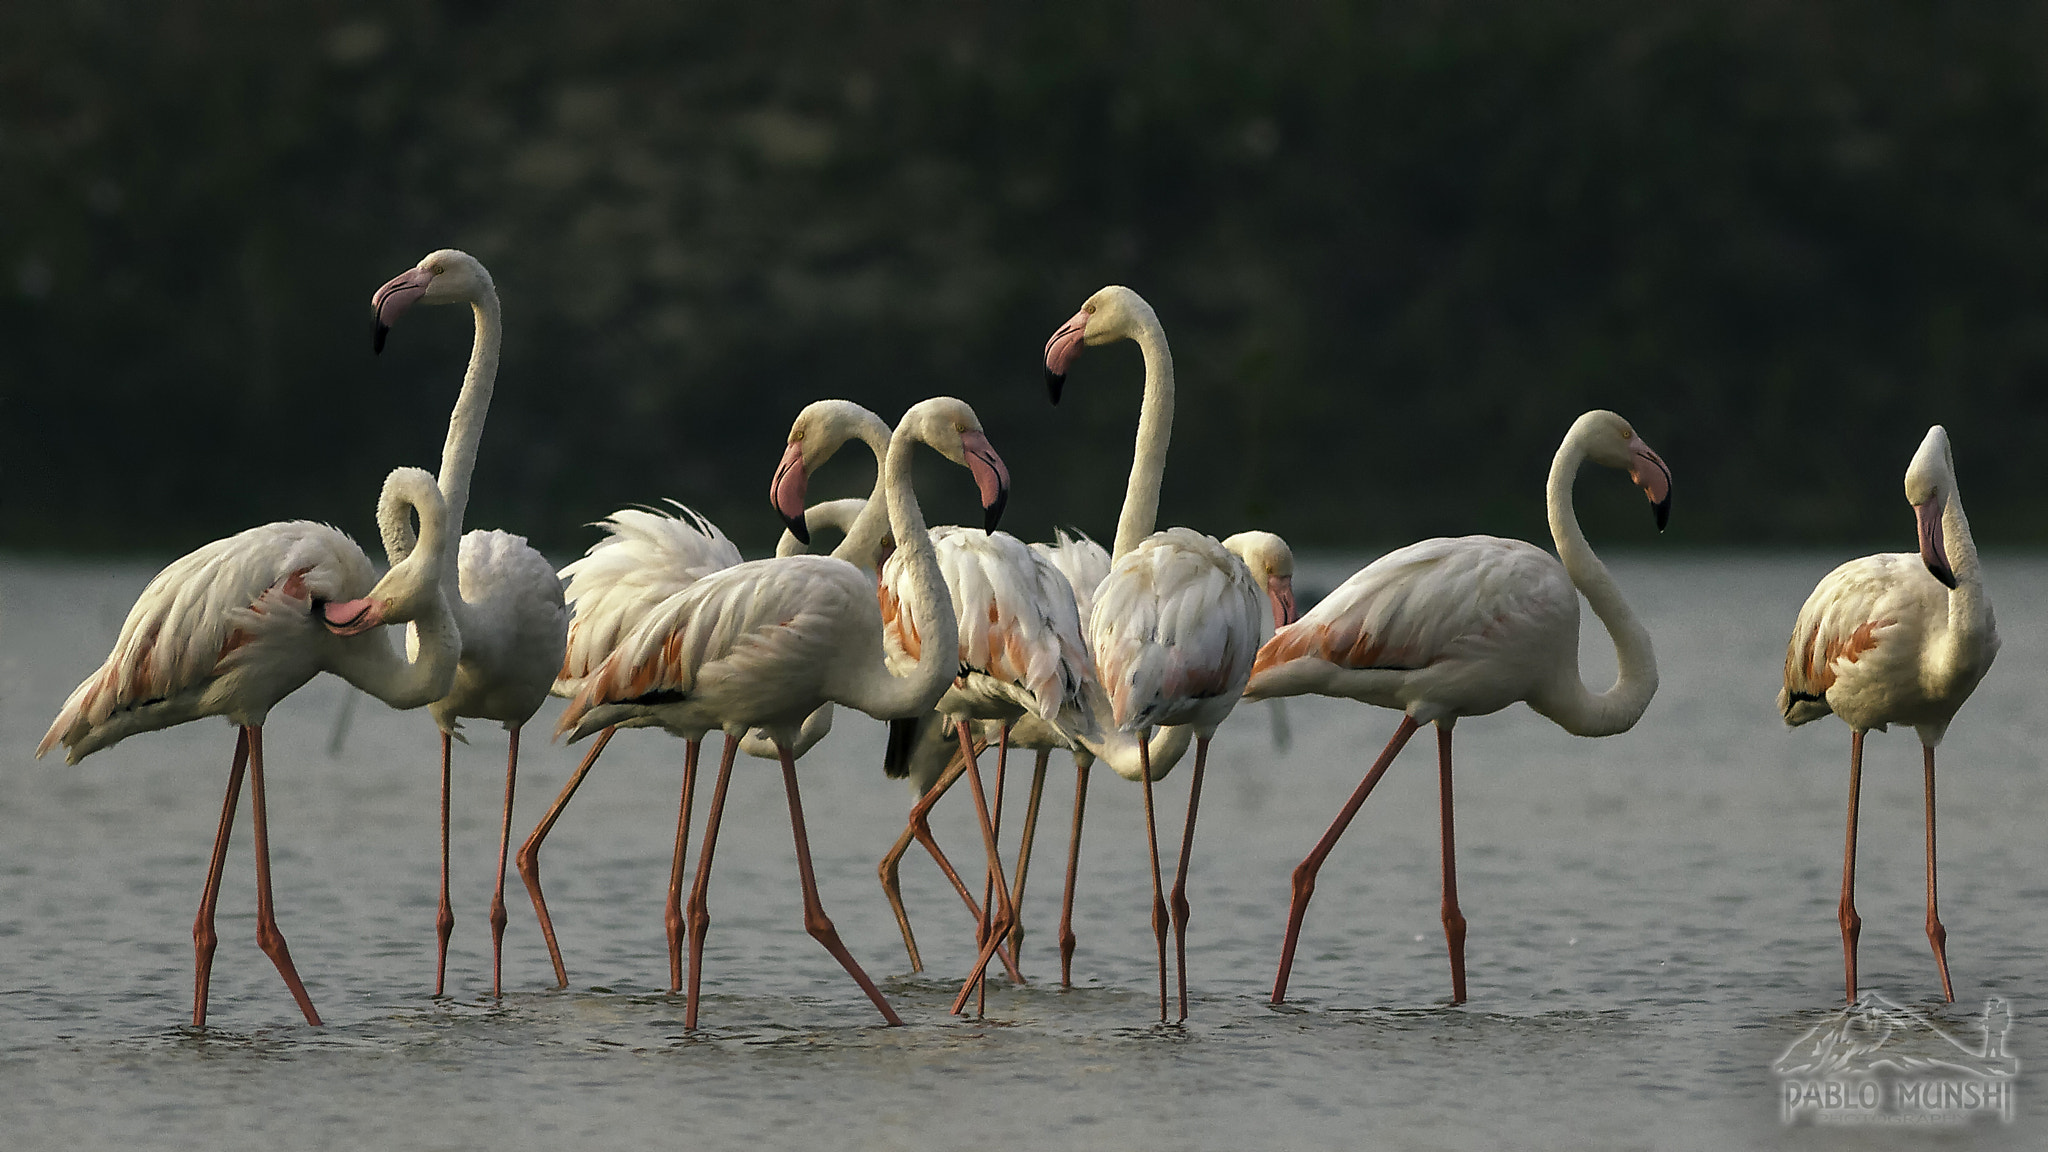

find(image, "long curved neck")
[1533,433,1658,737]
[437,290,501,550]
[332,474,462,709]
[1112,321,1174,561]
[854,423,960,718]
[1940,481,1993,646]
[832,418,897,574]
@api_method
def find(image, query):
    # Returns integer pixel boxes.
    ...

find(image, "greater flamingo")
[1246,408,1671,1006]
[516,403,888,990]
[554,396,1009,1028]
[37,465,465,1027]
[1778,424,1996,1003]
[371,251,572,999]
[1039,285,1290,1022]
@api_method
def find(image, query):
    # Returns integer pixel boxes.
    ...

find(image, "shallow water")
[1,553,2043,1150]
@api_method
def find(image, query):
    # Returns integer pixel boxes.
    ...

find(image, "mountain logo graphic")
[1774,992,2017,1125]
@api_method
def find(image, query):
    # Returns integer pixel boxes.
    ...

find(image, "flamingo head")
[1906,425,1958,589]
[902,396,1013,533]
[1043,285,1159,404]
[770,400,891,544]
[1581,411,1674,532]
[327,467,451,636]
[1222,530,1299,631]
[371,249,494,354]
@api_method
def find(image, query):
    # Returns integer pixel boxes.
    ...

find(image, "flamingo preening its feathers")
[1778,424,1996,1004]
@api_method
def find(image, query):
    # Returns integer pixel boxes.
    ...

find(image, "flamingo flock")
[33,250,2001,1031]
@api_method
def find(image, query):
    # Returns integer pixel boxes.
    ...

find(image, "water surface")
[1,554,2042,1150]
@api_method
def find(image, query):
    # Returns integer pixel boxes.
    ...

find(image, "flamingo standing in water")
[1778,425,1996,1004]
[1246,409,1671,1006]
[516,403,891,990]
[370,252,572,999]
[555,396,1009,1028]
[1038,285,1293,1022]
[38,464,477,1024]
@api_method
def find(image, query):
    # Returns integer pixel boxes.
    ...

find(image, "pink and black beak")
[371,266,435,354]
[1043,307,1089,405]
[1916,496,1957,589]
[770,440,811,544]
[319,597,384,637]
[1627,438,1673,532]
[959,429,1011,532]
[1267,574,1298,631]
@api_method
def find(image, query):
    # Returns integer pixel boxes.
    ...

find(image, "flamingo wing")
[1089,528,1263,731]
[39,521,374,761]
[1778,552,1927,725]
[1031,528,1111,621]
[1252,536,1571,679]
[561,555,872,730]
[556,503,742,691]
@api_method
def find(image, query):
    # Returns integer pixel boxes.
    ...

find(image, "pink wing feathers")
[1089,528,1263,731]
[555,502,742,693]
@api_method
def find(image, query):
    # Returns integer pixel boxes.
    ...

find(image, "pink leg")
[1058,758,1091,988]
[684,735,739,1030]
[1924,744,1954,1002]
[1272,714,1422,1005]
[949,723,1019,1015]
[1437,723,1468,1005]
[489,727,520,998]
[191,728,250,1029]
[435,730,454,997]
[1839,730,1865,1003]
[1139,736,1169,1022]
[664,739,702,993]
[876,742,1022,982]
[1168,736,1210,1022]
[246,726,322,1025]
[777,742,903,1026]
[516,725,614,989]
[1007,749,1051,958]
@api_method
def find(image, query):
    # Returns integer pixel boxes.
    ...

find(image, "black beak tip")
[373,320,390,355]
[1044,368,1065,405]
[1651,496,1671,533]
[982,488,1009,534]
[1928,559,1958,590]
[783,513,811,546]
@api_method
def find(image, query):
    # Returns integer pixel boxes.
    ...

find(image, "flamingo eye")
[1084,303,1096,314]
[792,430,805,443]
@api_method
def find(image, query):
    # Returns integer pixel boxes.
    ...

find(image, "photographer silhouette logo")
[1774,993,2017,1126]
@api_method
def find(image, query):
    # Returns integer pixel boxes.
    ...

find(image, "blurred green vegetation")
[6,1,2048,558]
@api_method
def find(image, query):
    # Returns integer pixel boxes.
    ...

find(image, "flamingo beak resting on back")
[319,597,385,637]
[1042,307,1090,405]
[371,266,435,354]
[1917,497,1958,589]
[959,429,1011,532]
[770,440,811,545]
[1626,437,1674,532]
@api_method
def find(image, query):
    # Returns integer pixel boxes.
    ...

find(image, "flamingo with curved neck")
[552,397,1007,1028]
[1246,408,1671,1005]
[370,249,572,1000]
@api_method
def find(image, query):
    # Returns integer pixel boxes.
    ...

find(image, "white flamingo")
[1038,285,1292,1022]
[1245,408,1671,1006]
[37,467,464,1027]
[515,403,890,991]
[1778,424,1996,1004]
[370,252,572,999]
[554,396,1009,1028]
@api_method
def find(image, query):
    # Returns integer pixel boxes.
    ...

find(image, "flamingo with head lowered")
[1778,424,1996,1004]
[554,396,1010,1029]
[1246,408,1671,1006]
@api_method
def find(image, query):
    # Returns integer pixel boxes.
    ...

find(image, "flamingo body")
[1090,528,1264,743]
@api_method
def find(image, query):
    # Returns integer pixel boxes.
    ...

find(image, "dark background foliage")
[6,1,2048,557]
